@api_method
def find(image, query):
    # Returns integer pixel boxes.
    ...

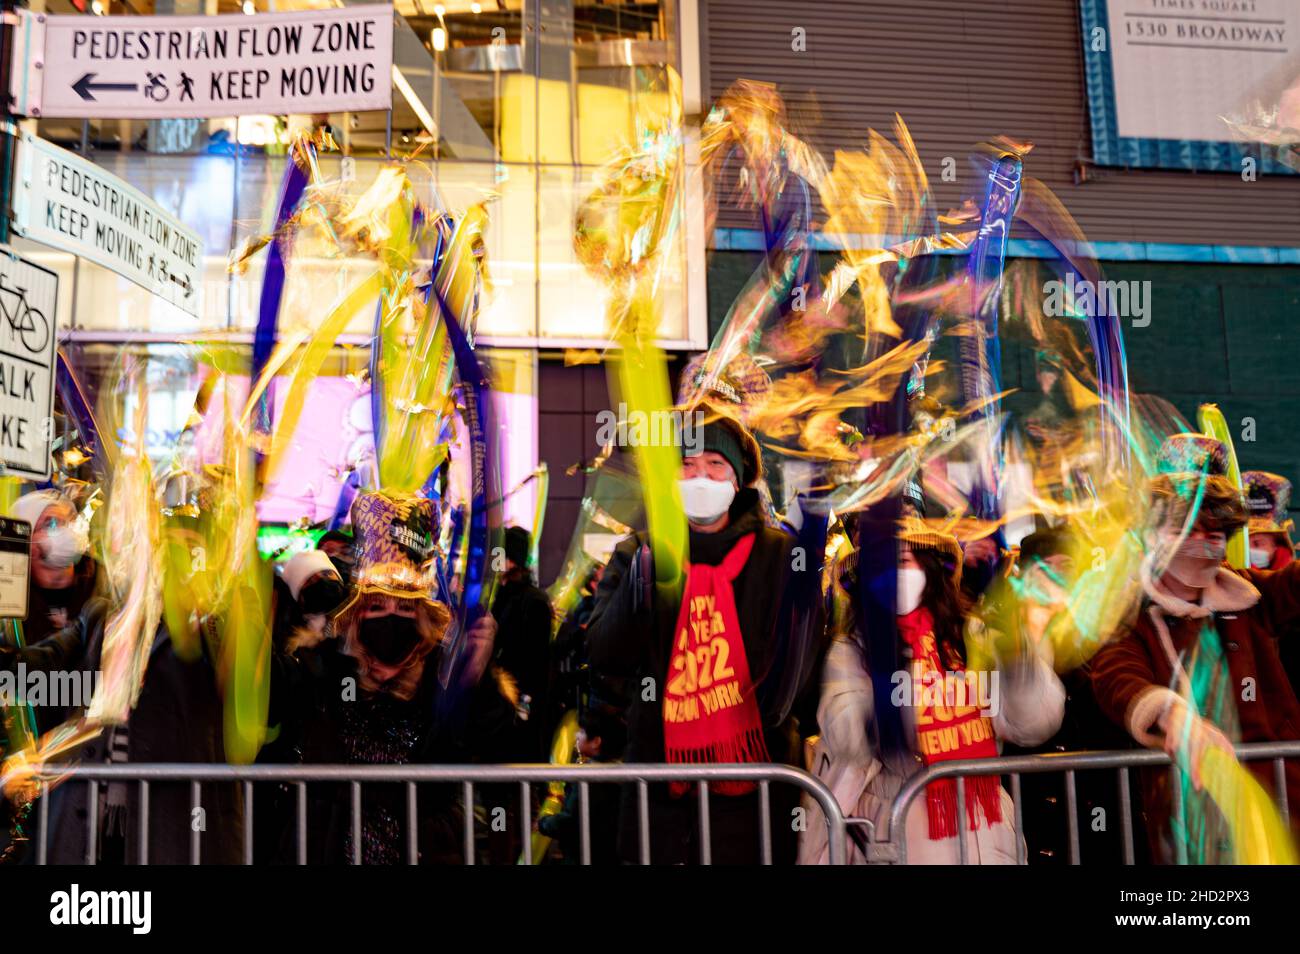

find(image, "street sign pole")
[0,0,21,246]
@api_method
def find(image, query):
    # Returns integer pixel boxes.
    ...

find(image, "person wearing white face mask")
[1092,435,1300,864]
[6,490,98,655]
[587,401,825,864]
[1241,471,1295,571]
[799,516,1064,865]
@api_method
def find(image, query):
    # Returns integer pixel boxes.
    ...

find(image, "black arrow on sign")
[168,272,194,298]
[72,73,139,101]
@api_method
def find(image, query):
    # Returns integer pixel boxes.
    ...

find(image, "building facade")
[702,0,1300,538]
[8,0,1299,584]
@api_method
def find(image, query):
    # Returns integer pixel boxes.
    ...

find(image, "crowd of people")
[2,393,1299,867]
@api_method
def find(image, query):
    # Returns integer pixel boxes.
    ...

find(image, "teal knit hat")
[680,401,761,485]
[699,421,745,484]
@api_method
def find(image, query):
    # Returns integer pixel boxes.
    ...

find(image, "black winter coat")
[491,572,555,758]
[19,558,101,735]
[267,639,517,864]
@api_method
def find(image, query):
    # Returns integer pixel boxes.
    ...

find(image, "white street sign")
[0,252,58,482]
[10,5,394,119]
[11,133,203,318]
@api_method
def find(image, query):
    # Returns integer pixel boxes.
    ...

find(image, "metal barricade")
[862,740,1300,864]
[32,762,848,866]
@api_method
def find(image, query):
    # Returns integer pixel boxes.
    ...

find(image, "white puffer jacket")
[798,634,1065,865]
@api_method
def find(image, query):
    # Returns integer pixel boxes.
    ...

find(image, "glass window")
[45,0,690,348]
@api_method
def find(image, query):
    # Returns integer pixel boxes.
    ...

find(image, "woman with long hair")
[799,517,1065,864]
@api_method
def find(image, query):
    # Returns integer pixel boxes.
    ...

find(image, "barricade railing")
[31,762,847,866]
[862,740,1300,865]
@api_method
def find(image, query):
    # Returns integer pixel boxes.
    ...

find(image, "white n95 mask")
[896,567,927,616]
[41,525,89,568]
[678,477,736,524]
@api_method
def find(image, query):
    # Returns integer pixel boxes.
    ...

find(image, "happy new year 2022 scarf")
[897,607,1002,839]
[663,533,769,796]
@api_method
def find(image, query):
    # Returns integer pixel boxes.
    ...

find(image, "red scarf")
[897,607,1002,839]
[663,533,769,796]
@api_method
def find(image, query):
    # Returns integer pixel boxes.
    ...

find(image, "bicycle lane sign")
[9,133,202,318]
[0,252,57,481]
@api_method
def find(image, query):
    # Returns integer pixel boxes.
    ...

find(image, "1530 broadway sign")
[11,133,202,318]
[9,5,393,119]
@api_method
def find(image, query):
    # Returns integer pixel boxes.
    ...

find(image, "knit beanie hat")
[699,421,745,484]
[11,490,69,530]
[681,401,762,486]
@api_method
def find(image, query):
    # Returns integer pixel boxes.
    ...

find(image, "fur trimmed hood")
[1139,558,1260,619]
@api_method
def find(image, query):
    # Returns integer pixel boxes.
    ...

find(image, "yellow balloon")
[1201,746,1297,865]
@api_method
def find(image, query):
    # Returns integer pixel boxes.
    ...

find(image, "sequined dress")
[338,691,424,865]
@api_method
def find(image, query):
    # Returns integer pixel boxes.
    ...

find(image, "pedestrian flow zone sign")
[0,251,57,482]
[10,133,203,319]
[8,5,394,119]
